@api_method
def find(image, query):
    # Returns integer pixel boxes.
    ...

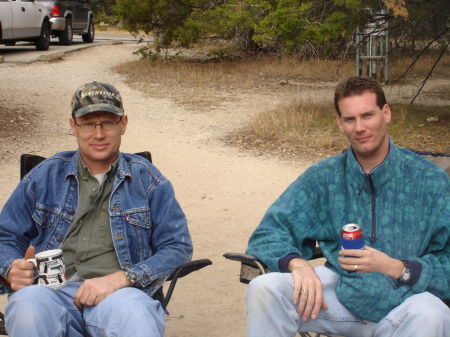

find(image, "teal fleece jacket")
[246,139,450,322]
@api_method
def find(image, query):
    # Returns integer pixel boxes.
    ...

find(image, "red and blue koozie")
[340,223,365,250]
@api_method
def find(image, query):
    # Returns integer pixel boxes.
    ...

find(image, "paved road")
[0,31,152,64]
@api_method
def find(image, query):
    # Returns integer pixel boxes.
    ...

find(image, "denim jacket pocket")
[127,210,152,229]
[32,207,62,229]
[120,209,153,261]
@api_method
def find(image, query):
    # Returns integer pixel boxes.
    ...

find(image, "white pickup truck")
[0,0,51,50]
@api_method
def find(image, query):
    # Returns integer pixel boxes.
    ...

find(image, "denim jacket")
[0,151,193,299]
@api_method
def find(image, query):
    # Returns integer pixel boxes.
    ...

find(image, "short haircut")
[334,76,387,116]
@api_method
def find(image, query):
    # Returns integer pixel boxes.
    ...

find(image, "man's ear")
[383,104,392,124]
[69,118,77,136]
[121,115,128,135]
[336,115,344,133]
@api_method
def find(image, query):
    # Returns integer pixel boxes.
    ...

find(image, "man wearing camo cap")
[0,82,193,336]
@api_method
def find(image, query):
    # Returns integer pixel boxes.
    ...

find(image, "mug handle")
[26,258,37,268]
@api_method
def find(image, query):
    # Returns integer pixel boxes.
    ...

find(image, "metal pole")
[356,28,361,76]
[366,36,370,76]
[372,35,378,79]
[380,35,384,82]
[385,19,389,84]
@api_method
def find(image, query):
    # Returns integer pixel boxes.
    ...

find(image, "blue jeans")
[5,282,165,337]
[247,266,450,337]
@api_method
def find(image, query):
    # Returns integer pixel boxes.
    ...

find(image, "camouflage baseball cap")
[71,82,124,117]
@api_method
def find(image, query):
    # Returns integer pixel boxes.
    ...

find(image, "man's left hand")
[338,246,404,278]
[73,271,132,309]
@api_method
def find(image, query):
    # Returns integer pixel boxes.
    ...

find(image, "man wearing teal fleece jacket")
[246,76,450,337]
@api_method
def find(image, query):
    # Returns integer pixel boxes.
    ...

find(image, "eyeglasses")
[74,117,122,132]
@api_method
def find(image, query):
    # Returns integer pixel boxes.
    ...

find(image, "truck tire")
[35,22,51,51]
[59,18,73,45]
[82,19,94,43]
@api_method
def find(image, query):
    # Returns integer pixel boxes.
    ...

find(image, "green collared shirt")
[61,154,121,280]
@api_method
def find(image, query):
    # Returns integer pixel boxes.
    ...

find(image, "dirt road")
[0,41,315,336]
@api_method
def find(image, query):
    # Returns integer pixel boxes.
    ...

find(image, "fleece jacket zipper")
[366,173,378,244]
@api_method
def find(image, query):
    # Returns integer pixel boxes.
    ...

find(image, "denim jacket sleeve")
[0,178,39,294]
[0,152,79,294]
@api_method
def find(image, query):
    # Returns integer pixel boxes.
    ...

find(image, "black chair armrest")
[167,259,212,281]
[224,247,324,267]
[223,252,267,268]
[224,246,325,285]
[161,259,212,310]
[223,252,270,284]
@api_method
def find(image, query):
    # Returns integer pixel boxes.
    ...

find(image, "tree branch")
[410,41,450,105]
[392,28,449,84]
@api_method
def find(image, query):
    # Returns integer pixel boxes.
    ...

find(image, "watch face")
[126,271,138,284]
[400,260,410,283]
[403,270,410,281]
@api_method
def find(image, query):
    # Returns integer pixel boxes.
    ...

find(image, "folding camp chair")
[224,148,450,337]
[0,151,212,335]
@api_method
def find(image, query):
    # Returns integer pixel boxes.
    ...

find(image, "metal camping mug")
[27,249,68,290]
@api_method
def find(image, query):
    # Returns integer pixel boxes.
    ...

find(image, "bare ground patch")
[0,103,41,161]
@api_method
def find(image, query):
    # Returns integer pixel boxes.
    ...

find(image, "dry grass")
[389,51,450,81]
[388,104,450,151]
[116,55,355,109]
[226,102,449,162]
[115,47,450,161]
[225,102,343,158]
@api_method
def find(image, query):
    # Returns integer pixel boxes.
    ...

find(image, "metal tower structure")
[356,8,389,84]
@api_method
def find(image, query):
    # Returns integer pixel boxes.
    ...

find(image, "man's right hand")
[289,257,328,322]
[7,246,36,291]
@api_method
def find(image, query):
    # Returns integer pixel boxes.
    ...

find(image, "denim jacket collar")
[64,150,132,182]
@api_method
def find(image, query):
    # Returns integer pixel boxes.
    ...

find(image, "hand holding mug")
[7,246,36,291]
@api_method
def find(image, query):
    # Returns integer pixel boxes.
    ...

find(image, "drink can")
[340,223,365,250]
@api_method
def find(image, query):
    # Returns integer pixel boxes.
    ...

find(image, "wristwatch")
[398,260,411,283]
[123,269,139,287]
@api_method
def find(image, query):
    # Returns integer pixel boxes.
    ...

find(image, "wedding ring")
[354,264,358,270]
[300,288,309,296]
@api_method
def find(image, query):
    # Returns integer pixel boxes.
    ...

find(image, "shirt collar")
[77,152,119,182]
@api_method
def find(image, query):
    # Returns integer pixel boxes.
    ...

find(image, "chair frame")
[0,152,212,335]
